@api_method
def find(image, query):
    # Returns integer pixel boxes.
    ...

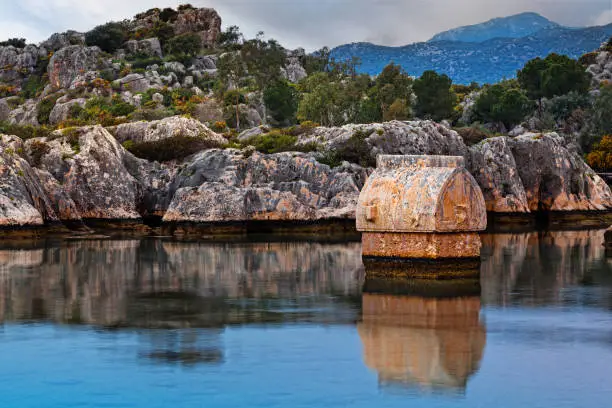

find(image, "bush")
[37,94,63,125]
[249,130,298,154]
[317,129,375,168]
[124,135,219,162]
[212,121,227,132]
[0,84,18,98]
[160,8,179,22]
[0,38,26,48]
[579,52,599,67]
[586,135,612,172]
[128,56,163,70]
[456,125,493,146]
[29,140,51,166]
[0,121,53,140]
[19,74,47,99]
[85,22,126,53]
[164,33,201,57]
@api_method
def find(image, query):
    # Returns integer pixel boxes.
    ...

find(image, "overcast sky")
[1,0,611,50]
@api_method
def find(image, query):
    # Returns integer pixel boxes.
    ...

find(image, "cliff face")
[2,120,611,229]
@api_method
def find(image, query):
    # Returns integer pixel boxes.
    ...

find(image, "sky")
[1,0,611,51]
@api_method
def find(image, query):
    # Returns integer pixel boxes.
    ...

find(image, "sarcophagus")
[357,155,487,260]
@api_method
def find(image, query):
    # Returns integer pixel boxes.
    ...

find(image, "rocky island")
[2,5,612,233]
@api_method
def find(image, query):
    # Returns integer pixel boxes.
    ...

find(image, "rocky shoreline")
[2,119,612,235]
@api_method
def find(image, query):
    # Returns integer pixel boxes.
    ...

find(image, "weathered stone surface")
[39,31,85,52]
[587,50,612,86]
[0,135,58,226]
[48,45,105,89]
[111,116,227,145]
[510,132,612,211]
[362,232,482,259]
[174,7,222,47]
[161,149,367,223]
[125,38,163,58]
[113,73,152,93]
[48,98,86,125]
[8,99,38,126]
[281,56,307,83]
[0,45,39,84]
[33,169,82,221]
[300,121,612,214]
[469,137,529,213]
[25,126,143,220]
[357,155,487,233]
[0,99,10,121]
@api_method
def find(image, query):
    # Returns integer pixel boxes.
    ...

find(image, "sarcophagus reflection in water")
[358,277,485,391]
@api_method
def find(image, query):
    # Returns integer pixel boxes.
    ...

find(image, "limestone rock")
[190,56,216,71]
[113,73,152,93]
[238,126,268,142]
[469,137,529,213]
[33,169,82,221]
[510,132,612,211]
[125,38,163,58]
[8,99,39,126]
[0,99,10,121]
[0,45,39,84]
[49,98,86,125]
[47,45,105,89]
[25,126,143,220]
[39,31,85,52]
[111,116,227,145]
[174,7,222,48]
[587,51,612,86]
[162,149,366,223]
[281,57,307,83]
[0,135,58,226]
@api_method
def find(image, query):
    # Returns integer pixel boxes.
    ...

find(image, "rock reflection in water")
[358,276,485,393]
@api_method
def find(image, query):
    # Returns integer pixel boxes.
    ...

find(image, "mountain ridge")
[331,23,612,84]
[428,12,561,43]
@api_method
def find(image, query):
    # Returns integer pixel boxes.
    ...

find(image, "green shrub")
[317,129,375,168]
[0,38,26,48]
[20,75,47,99]
[37,94,63,125]
[129,56,163,70]
[124,135,220,162]
[456,125,493,146]
[250,130,298,154]
[164,33,201,57]
[0,121,53,140]
[85,22,127,53]
[160,7,179,22]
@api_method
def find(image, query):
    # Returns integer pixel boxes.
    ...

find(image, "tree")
[518,54,591,115]
[85,22,126,53]
[302,47,331,75]
[264,80,298,126]
[0,38,27,48]
[474,84,533,130]
[240,35,286,89]
[591,85,612,137]
[164,33,201,57]
[413,70,455,121]
[372,63,413,121]
[218,25,242,49]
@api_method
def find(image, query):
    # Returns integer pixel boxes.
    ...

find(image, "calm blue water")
[1,231,612,408]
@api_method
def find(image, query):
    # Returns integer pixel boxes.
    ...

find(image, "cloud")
[594,9,612,25]
[0,0,610,50]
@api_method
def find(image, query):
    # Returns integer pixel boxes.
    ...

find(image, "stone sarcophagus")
[357,155,487,259]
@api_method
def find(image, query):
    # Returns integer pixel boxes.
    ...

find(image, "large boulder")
[0,135,58,226]
[0,99,10,121]
[299,121,612,214]
[174,7,222,48]
[47,45,105,89]
[162,149,367,223]
[111,116,227,145]
[24,126,144,220]
[587,50,612,87]
[469,137,529,213]
[39,31,85,52]
[113,73,152,93]
[48,98,86,125]
[8,99,39,126]
[124,38,163,58]
[509,133,612,211]
[0,45,40,84]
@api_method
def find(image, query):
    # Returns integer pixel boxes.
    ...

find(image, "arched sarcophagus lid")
[357,155,487,233]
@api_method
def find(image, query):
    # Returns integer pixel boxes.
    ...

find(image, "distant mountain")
[429,12,560,43]
[331,24,612,84]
